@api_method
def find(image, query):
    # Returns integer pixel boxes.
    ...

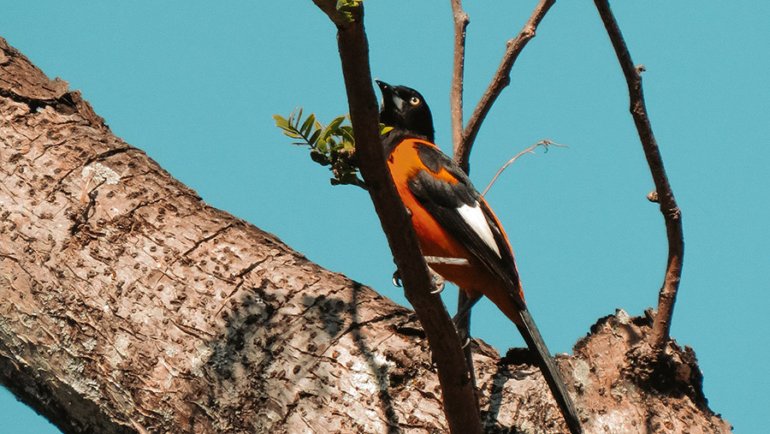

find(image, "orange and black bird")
[377,80,582,434]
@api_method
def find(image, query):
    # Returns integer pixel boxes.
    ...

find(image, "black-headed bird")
[377,80,581,434]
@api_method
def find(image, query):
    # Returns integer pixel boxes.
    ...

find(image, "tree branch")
[449,0,555,374]
[449,0,469,162]
[0,22,731,434]
[458,0,555,171]
[0,17,732,432]
[446,0,478,388]
[312,2,482,432]
[592,0,684,350]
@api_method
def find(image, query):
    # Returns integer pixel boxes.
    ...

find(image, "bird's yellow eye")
[409,96,420,106]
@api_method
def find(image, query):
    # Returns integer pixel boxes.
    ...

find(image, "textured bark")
[0,38,731,434]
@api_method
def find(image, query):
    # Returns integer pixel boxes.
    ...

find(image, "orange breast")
[386,139,525,323]
[387,140,465,257]
[387,140,491,291]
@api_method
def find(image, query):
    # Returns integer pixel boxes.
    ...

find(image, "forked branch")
[457,0,556,171]
[593,0,684,351]
[448,0,557,373]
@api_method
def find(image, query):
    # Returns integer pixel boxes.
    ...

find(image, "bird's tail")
[516,308,582,434]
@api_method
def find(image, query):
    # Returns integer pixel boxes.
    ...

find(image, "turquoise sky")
[1,1,768,432]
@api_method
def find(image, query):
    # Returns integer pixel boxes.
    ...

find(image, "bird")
[376,80,582,434]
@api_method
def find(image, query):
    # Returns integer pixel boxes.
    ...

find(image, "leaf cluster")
[274,110,365,188]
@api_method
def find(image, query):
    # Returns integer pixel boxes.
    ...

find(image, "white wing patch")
[456,203,501,257]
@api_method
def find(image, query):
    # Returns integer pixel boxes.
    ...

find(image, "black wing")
[407,143,522,303]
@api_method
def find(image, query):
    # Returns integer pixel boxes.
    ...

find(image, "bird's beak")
[375,79,390,94]
[376,80,404,111]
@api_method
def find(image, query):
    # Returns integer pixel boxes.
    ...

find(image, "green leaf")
[341,140,355,152]
[300,114,315,137]
[310,149,330,165]
[327,115,346,132]
[340,126,355,144]
[274,109,364,189]
[295,108,303,126]
[273,114,289,130]
[320,116,344,144]
[308,129,321,147]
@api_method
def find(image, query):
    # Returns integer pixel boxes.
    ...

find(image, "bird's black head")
[376,80,434,142]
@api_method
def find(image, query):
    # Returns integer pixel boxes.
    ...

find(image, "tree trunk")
[0,37,730,434]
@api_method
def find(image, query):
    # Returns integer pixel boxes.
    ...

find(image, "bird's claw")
[461,336,472,349]
[392,270,402,287]
[429,271,445,294]
[393,269,444,293]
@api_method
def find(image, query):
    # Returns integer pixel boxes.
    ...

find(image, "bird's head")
[376,80,434,142]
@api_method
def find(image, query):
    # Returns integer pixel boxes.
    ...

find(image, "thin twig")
[593,0,684,350]
[481,140,566,196]
[424,256,470,266]
[449,0,469,162]
[458,0,556,170]
[447,0,477,383]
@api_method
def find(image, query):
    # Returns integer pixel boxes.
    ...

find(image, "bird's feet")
[391,270,403,287]
[392,268,445,294]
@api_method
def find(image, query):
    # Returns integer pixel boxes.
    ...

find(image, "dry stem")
[592,0,684,350]
[481,140,566,196]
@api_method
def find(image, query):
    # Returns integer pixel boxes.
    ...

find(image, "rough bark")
[0,37,730,434]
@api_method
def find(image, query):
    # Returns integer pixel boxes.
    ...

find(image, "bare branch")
[448,0,556,390]
[314,1,483,432]
[458,0,555,171]
[449,0,469,162]
[592,0,684,350]
[447,1,477,375]
[481,140,566,196]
